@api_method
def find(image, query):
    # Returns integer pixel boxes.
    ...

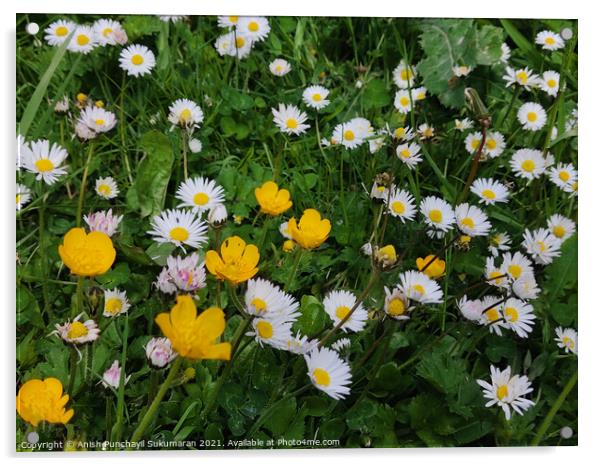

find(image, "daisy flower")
[103,288,130,317]
[535,30,565,51]
[392,60,416,88]
[485,257,509,289]
[155,252,206,294]
[217,16,239,28]
[331,119,368,149]
[387,187,417,223]
[54,314,100,345]
[285,332,318,355]
[476,365,535,420]
[302,85,330,110]
[272,104,310,136]
[16,183,32,211]
[22,139,68,185]
[522,228,562,265]
[247,316,293,350]
[539,70,560,97]
[510,148,547,180]
[464,132,483,154]
[419,196,456,232]
[453,65,472,77]
[412,86,428,101]
[500,43,511,63]
[207,204,228,227]
[216,31,253,58]
[503,67,540,90]
[479,295,508,336]
[394,89,413,114]
[488,232,511,258]
[147,209,208,249]
[95,176,119,199]
[145,337,177,368]
[93,19,125,46]
[399,270,443,304]
[470,178,510,205]
[244,278,300,322]
[368,130,388,154]
[417,123,434,140]
[392,125,414,141]
[269,58,291,77]
[323,290,368,333]
[67,25,97,54]
[83,209,123,237]
[517,102,547,131]
[502,298,536,338]
[396,142,422,169]
[457,296,483,322]
[512,274,541,301]
[454,118,474,131]
[548,163,577,191]
[77,106,117,134]
[304,347,352,400]
[237,16,270,42]
[119,44,156,77]
[188,138,202,153]
[101,360,130,389]
[464,131,506,158]
[547,214,576,244]
[455,203,492,237]
[175,176,225,215]
[501,251,534,282]
[331,337,351,353]
[554,327,578,354]
[44,19,77,46]
[168,99,204,129]
[384,286,412,321]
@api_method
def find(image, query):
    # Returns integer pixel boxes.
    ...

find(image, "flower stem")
[111,314,129,446]
[38,186,50,316]
[181,130,189,180]
[129,356,183,445]
[459,126,487,203]
[76,141,94,227]
[285,247,304,292]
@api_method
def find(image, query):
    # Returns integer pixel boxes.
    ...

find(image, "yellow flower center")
[131,54,144,65]
[489,272,504,285]
[429,209,443,223]
[35,159,54,172]
[553,225,566,238]
[248,21,259,32]
[415,92,425,100]
[547,79,557,88]
[251,297,267,313]
[527,112,538,122]
[76,34,89,46]
[459,235,471,245]
[505,306,519,322]
[335,306,351,320]
[193,192,209,205]
[16,194,21,205]
[313,368,331,387]
[485,308,500,322]
[508,265,522,279]
[286,118,298,129]
[388,297,406,316]
[102,27,113,37]
[235,37,246,48]
[95,118,105,126]
[105,298,123,315]
[229,16,238,23]
[98,184,111,196]
[412,284,425,296]
[562,336,575,349]
[482,189,496,199]
[521,160,536,172]
[376,186,385,192]
[56,26,68,36]
[486,138,497,150]
[471,139,481,150]
[559,171,570,182]
[394,127,406,138]
[400,149,411,158]
[343,130,355,141]
[545,37,555,45]
[400,96,410,106]
[275,65,282,72]
[516,71,528,84]
[179,108,192,122]
[67,321,89,339]
[256,320,273,339]
[391,201,405,214]
[461,217,475,229]
[312,93,322,102]
[400,69,412,81]
[497,384,509,400]
[537,241,547,252]
[169,227,189,242]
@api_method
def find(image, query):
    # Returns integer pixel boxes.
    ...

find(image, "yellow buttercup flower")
[416,255,446,279]
[58,228,116,276]
[287,209,331,250]
[282,239,295,252]
[155,295,231,360]
[254,181,293,216]
[205,236,260,284]
[16,378,74,427]
[376,244,397,267]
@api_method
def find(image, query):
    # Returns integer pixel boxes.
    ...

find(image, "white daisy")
[470,178,510,205]
[417,123,434,140]
[392,125,414,141]
[304,347,352,400]
[479,295,508,336]
[236,16,270,42]
[512,274,541,301]
[168,99,204,129]
[412,86,428,101]
[454,118,474,131]
[103,288,130,317]
[54,314,100,345]
[83,209,123,237]
[502,298,536,338]
[279,221,293,239]
[399,270,443,304]
[77,106,117,134]
[535,30,565,51]
[285,332,318,355]
[548,163,577,191]
[244,278,300,322]
[420,196,455,232]
[368,130,388,154]
[95,176,119,199]
[323,290,368,333]
[485,257,509,289]
[208,204,228,227]
[272,104,310,136]
[464,132,483,154]
[503,67,540,90]
[510,148,547,180]
[387,187,417,223]
[147,209,208,249]
[330,119,368,149]
[396,142,422,169]
[44,19,77,46]
[145,337,177,368]
[392,60,416,88]
[539,70,560,97]
[501,251,534,282]
[119,44,156,77]
[488,232,512,258]
[477,365,535,420]
[188,138,202,153]
[457,295,482,322]
[155,252,206,294]
[101,360,130,389]
[394,89,413,114]
[522,228,562,265]
[500,43,511,63]
[547,214,576,244]
[383,286,412,321]
[93,19,124,46]
[453,65,472,77]
[455,203,491,237]
[16,183,32,211]
[67,25,97,54]
[517,102,547,131]
[22,139,68,185]
[554,327,578,354]
[215,31,253,58]
[175,176,225,215]
[269,58,291,77]
[484,131,506,158]
[302,85,330,110]
[331,337,351,353]
[247,316,293,350]
[217,16,239,28]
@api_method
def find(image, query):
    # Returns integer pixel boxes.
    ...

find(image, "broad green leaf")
[293,295,328,336]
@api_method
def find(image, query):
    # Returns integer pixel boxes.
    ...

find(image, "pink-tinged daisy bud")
[145,337,177,369]
[102,360,130,389]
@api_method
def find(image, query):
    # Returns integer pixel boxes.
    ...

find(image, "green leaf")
[474,25,504,65]
[220,86,255,111]
[362,79,390,109]
[263,397,296,436]
[145,242,177,266]
[545,234,577,302]
[293,295,328,336]
[96,262,131,288]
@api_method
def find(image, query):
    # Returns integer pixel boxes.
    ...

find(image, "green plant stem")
[459,126,487,203]
[499,85,520,130]
[73,276,85,319]
[76,142,94,227]
[111,314,129,446]
[67,347,78,396]
[38,187,50,316]
[129,356,183,445]
[119,72,133,185]
[285,247,304,292]
[531,370,577,446]
[181,130,189,180]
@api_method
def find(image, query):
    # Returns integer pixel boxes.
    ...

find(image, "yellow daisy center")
[547,79,557,88]
[251,297,267,313]
[482,189,496,200]
[471,139,481,150]
[516,71,528,84]
[193,192,209,206]
[400,149,411,158]
[559,171,570,182]
[545,37,555,45]
[562,336,575,349]
[131,54,144,65]
[179,108,192,122]
[553,225,566,238]
[229,16,238,23]
[67,321,89,339]
[537,241,547,252]
[335,305,351,320]
[105,298,123,315]
[95,118,105,126]
[286,118,298,129]
[169,227,189,242]
[248,21,259,32]
[485,308,500,322]
[256,320,273,339]
[486,138,497,150]
[429,209,443,223]
[489,272,504,285]
[508,265,522,279]
[391,201,405,214]
[76,34,89,46]
[400,69,412,81]
[16,194,21,205]
[102,27,113,37]
[521,160,536,173]
[461,217,475,229]
[412,284,425,296]
[275,65,282,72]
[235,37,246,48]
[394,127,406,138]
[343,130,355,141]
[400,96,410,106]
[376,186,385,192]
[388,297,406,316]
[527,112,538,122]
[98,184,111,196]
[35,159,54,172]
[505,306,519,322]
[312,93,322,102]
[497,384,509,400]
[313,368,331,387]
[56,26,68,36]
